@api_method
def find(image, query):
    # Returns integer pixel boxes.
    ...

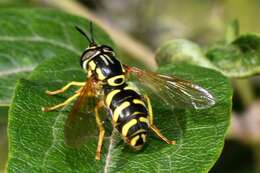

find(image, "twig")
[39,0,157,70]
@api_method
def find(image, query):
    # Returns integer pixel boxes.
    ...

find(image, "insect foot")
[169,140,176,145]
[41,107,51,112]
[95,152,101,160]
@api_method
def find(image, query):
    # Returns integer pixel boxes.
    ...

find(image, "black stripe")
[120,104,147,119]
[116,113,148,136]
[110,90,141,110]
[134,132,147,146]
[127,122,148,137]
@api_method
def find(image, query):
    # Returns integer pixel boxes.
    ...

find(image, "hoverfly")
[42,22,215,160]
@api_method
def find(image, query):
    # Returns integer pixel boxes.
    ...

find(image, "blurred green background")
[0,0,259,172]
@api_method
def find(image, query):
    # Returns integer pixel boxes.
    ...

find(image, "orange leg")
[42,81,85,112]
[45,81,85,95]
[94,101,106,160]
[144,95,176,145]
[42,92,80,112]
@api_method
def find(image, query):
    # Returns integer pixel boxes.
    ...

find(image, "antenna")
[89,21,95,43]
[75,26,92,44]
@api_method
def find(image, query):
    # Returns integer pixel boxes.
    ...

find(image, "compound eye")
[80,49,99,69]
[103,45,113,52]
[81,50,96,61]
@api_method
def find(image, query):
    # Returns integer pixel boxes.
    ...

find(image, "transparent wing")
[64,78,99,147]
[125,65,215,110]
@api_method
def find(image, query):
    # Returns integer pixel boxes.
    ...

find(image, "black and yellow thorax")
[81,44,149,149]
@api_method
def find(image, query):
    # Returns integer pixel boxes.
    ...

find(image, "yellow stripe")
[124,86,137,92]
[107,75,125,86]
[122,118,137,136]
[133,99,146,107]
[89,60,96,70]
[130,135,139,146]
[141,133,147,142]
[96,68,106,80]
[113,101,130,122]
[132,111,143,116]
[139,117,148,123]
[87,70,92,77]
[121,64,126,73]
[105,89,121,106]
[130,129,146,137]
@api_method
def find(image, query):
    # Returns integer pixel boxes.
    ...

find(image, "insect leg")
[95,100,106,160]
[46,81,86,95]
[42,92,80,112]
[144,95,176,145]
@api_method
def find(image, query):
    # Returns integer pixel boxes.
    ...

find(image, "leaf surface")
[0,8,113,106]
[8,54,232,173]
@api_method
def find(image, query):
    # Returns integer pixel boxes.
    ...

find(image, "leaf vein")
[0,66,35,77]
[0,36,81,56]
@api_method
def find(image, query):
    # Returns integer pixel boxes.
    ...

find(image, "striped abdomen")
[104,83,149,149]
[80,45,149,149]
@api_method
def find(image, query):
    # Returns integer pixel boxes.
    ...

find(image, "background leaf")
[155,39,214,69]
[8,53,232,173]
[206,34,260,78]
[0,8,113,106]
[155,34,260,78]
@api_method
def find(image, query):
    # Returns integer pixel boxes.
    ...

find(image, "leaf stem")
[233,79,255,107]
[225,19,239,44]
[0,107,8,124]
[225,20,255,107]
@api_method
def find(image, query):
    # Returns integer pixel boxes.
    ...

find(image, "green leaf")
[8,54,232,172]
[0,8,113,106]
[155,39,214,69]
[206,33,260,78]
[154,39,221,77]
[156,34,260,78]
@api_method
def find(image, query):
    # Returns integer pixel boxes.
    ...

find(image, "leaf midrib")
[103,129,116,173]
